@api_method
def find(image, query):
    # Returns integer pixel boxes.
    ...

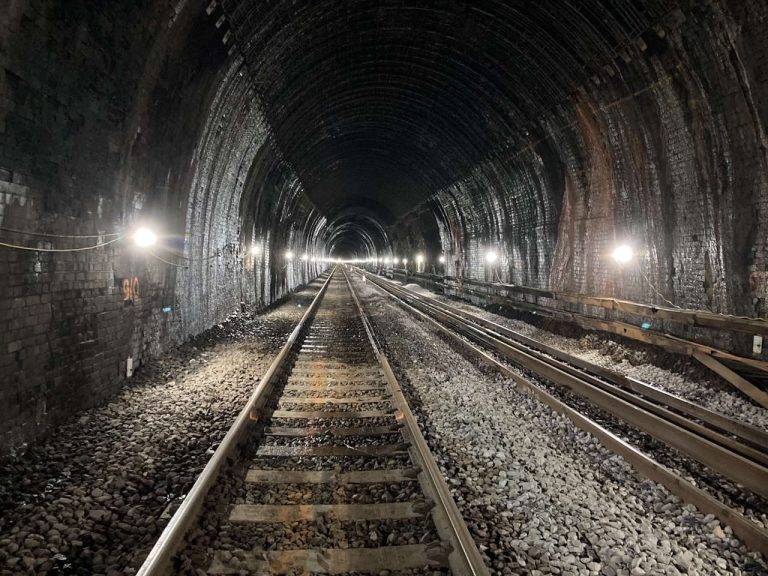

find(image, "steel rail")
[363,271,768,496]
[355,269,768,556]
[393,278,768,450]
[370,275,768,464]
[342,266,490,576]
[136,271,335,576]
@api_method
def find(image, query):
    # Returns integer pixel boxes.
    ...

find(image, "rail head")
[136,269,336,576]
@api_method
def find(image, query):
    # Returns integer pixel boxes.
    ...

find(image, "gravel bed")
[356,276,768,576]
[529,371,768,529]
[405,283,768,432]
[247,455,412,472]
[264,434,403,448]
[269,416,398,428]
[277,401,394,412]
[282,389,389,398]
[0,281,324,576]
[241,482,421,505]
[201,517,440,553]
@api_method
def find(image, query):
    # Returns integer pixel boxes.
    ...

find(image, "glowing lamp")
[612,244,633,264]
[133,227,157,248]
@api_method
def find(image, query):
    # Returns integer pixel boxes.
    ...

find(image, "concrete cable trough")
[136,267,489,575]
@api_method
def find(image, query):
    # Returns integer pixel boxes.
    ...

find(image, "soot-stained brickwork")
[390,2,768,356]
[0,2,326,454]
[2,0,768,451]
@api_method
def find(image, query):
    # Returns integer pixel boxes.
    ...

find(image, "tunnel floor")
[0,276,766,575]
[0,281,326,575]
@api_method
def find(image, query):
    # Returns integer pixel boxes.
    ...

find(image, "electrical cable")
[173,250,223,261]
[638,267,680,309]
[0,226,121,238]
[0,236,123,252]
[147,250,189,268]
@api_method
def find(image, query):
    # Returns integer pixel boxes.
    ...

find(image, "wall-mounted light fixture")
[133,227,157,248]
[611,244,633,264]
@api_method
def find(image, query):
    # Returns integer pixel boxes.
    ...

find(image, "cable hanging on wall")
[147,250,190,268]
[0,226,122,239]
[0,226,239,268]
[0,236,123,252]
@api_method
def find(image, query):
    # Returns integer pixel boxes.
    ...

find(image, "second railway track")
[354,267,768,557]
[138,267,488,575]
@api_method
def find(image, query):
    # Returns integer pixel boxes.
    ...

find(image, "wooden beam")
[245,468,418,484]
[264,425,401,437]
[449,284,768,375]
[229,502,427,523]
[271,409,394,419]
[444,276,768,336]
[279,396,390,405]
[208,543,449,574]
[693,352,768,409]
[255,444,409,457]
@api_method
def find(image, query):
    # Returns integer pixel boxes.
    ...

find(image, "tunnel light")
[301,254,308,261]
[438,255,446,264]
[415,253,424,265]
[402,258,408,265]
[133,227,157,248]
[250,244,260,256]
[612,244,634,264]
[384,257,391,264]
[485,250,498,264]
[285,250,294,260]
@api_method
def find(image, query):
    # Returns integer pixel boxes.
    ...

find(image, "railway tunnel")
[1,1,768,575]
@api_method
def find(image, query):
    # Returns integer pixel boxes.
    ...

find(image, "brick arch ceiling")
[221,0,657,225]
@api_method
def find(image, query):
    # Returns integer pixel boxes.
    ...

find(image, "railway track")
[355,268,768,557]
[138,267,488,575]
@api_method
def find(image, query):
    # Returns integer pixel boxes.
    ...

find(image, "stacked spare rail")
[355,268,768,557]
[137,267,488,575]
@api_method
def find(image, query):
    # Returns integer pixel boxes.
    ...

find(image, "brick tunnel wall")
[0,2,325,454]
[394,1,768,324]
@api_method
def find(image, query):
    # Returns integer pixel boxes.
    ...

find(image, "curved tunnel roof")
[222,0,657,232]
